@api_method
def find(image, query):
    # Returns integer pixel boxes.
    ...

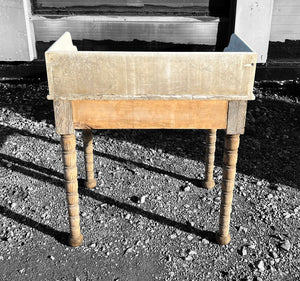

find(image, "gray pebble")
[280,240,291,251]
[202,239,209,245]
[270,251,278,259]
[242,247,247,256]
[187,234,194,241]
[257,260,265,272]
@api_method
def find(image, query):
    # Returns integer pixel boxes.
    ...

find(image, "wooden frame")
[46,32,256,247]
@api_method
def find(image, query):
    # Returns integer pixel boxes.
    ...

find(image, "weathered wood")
[34,15,219,45]
[235,0,274,63]
[61,134,83,247]
[82,129,96,189]
[45,33,256,101]
[72,100,228,129]
[216,134,240,245]
[226,101,247,135]
[202,129,217,189]
[53,100,74,134]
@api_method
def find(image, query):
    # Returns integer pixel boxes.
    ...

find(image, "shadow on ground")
[0,151,215,244]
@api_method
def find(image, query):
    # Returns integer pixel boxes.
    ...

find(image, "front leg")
[216,134,240,245]
[61,134,83,247]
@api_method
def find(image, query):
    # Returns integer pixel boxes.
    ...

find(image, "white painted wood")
[0,0,36,61]
[235,0,274,63]
[270,0,300,42]
[45,32,257,101]
[32,15,219,45]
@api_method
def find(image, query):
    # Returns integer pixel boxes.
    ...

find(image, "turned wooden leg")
[82,129,96,189]
[216,134,240,245]
[61,134,83,247]
[203,129,217,189]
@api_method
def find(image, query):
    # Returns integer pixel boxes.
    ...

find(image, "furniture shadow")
[0,153,215,244]
[0,125,203,187]
[0,205,70,246]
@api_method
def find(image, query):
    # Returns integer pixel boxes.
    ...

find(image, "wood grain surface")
[60,134,83,247]
[216,134,240,245]
[226,101,247,134]
[72,100,228,129]
[53,100,74,134]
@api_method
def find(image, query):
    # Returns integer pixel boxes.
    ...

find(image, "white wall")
[0,0,36,61]
[270,0,300,42]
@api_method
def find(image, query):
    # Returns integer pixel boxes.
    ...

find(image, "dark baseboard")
[0,60,47,82]
[256,61,300,81]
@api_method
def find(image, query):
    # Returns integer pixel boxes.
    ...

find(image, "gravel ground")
[0,80,299,281]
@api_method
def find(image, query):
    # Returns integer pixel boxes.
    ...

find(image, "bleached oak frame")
[46,32,256,247]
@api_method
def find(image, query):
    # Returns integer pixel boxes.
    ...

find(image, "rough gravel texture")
[0,80,299,281]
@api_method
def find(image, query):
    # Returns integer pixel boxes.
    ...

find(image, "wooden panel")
[45,33,256,101]
[32,15,219,45]
[53,100,74,134]
[72,100,228,129]
[226,101,247,135]
[234,0,274,63]
[270,0,300,42]
[0,0,36,61]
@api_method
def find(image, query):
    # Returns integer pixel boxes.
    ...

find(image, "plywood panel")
[72,100,228,129]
